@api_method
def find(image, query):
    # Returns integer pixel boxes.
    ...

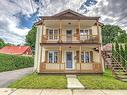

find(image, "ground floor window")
[48,51,58,63]
[81,51,92,63]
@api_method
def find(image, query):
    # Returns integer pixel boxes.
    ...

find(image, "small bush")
[0,54,34,72]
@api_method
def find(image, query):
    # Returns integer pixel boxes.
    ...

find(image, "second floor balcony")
[41,33,99,44]
[40,20,101,44]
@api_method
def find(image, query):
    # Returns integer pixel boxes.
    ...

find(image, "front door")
[66,30,72,43]
[66,52,73,69]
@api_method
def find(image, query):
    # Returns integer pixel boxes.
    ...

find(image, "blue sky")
[0,0,127,44]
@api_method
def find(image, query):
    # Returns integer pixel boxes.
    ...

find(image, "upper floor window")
[80,29,89,40]
[48,29,59,40]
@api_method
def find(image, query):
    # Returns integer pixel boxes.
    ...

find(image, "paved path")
[66,75,84,89]
[0,67,33,87]
[0,88,127,95]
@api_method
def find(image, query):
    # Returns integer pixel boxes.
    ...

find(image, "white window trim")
[80,29,90,41]
[48,51,58,63]
[84,51,91,63]
[48,28,59,40]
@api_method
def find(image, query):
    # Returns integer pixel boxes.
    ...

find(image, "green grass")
[0,53,34,72]
[78,69,127,89]
[9,73,67,89]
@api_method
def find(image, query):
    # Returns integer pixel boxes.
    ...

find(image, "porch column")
[59,46,62,70]
[78,20,80,41]
[97,21,100,43]
[79,46,82,71]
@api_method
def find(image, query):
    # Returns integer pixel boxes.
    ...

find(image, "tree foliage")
[0,38,5,49]
[102,25,126,45]
[25,26,37,50]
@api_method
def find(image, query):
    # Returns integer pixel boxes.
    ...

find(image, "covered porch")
[39,44,103,73]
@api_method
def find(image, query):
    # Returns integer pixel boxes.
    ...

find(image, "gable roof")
[0,46,32,55]
[53,9,84,17]
[41,9,100,20]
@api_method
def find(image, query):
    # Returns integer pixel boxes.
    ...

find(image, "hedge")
[0,53,34,72]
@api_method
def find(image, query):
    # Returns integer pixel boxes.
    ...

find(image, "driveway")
[0,67,33,87]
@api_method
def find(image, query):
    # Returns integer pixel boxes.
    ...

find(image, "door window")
[66,52,73,68]
[66,30,72,42]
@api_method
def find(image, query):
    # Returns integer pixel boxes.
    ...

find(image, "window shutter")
[45,51,48,63]
[76,28,80,40]
[46,29,48,39]
[90,51,93,62]
[89,29,92,39]
[76,51,79,63]
[81,51,84,63]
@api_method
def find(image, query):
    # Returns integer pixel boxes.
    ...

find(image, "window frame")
[48,51,58,63]
[48,28,59,40]
[81,51,91,63]
[80,29,90,40]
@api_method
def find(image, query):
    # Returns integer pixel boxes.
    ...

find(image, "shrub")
[0,54,34,72]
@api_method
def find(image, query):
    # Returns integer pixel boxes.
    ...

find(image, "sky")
[0,0,127,45]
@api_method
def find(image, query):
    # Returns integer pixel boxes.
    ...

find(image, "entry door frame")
[65,50,75,70]
[66,30,72,42]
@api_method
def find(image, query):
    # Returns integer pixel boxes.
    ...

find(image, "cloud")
[0,0,38,44]
[0,0,127,45]
[85,0,127,30]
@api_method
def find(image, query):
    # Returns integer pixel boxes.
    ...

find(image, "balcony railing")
[41,34,99,44]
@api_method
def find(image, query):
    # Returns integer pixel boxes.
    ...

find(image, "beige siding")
[34,25,42,72]
[81,64,93,70]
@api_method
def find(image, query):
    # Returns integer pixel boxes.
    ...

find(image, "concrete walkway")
[66,75,84,89]
[0,67,33,87]
[0,88,127,95]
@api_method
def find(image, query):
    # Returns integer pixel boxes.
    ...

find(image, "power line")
[29,0,34,13]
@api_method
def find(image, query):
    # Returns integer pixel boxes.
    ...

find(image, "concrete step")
[66,75,77,78]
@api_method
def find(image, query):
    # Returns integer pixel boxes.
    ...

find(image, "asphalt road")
[0,67,33,87]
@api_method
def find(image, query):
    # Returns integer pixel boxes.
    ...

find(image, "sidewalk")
[0,88,127,95]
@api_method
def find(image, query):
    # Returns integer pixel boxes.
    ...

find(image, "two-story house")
[34,9,104,73]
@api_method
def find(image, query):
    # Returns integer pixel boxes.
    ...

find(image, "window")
[48,29,58,40]
[84,52,90,63]
[81,51,91,63]
[48,51,58,63]
[80,29,89,40]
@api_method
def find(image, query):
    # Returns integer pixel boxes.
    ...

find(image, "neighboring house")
[0,46,32,55]
[34,9,104,73]
[103,43,112,52]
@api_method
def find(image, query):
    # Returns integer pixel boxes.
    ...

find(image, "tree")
[102,25,126,45]
[25,26,37,50]
[117,32,127,43]
[0,38,5,49]
[115,41,120,61]
[112,43,115,56]
[120,45,125,65]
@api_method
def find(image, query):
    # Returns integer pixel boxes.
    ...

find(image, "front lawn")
[9,73,67,89]
[78,69,127,89]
